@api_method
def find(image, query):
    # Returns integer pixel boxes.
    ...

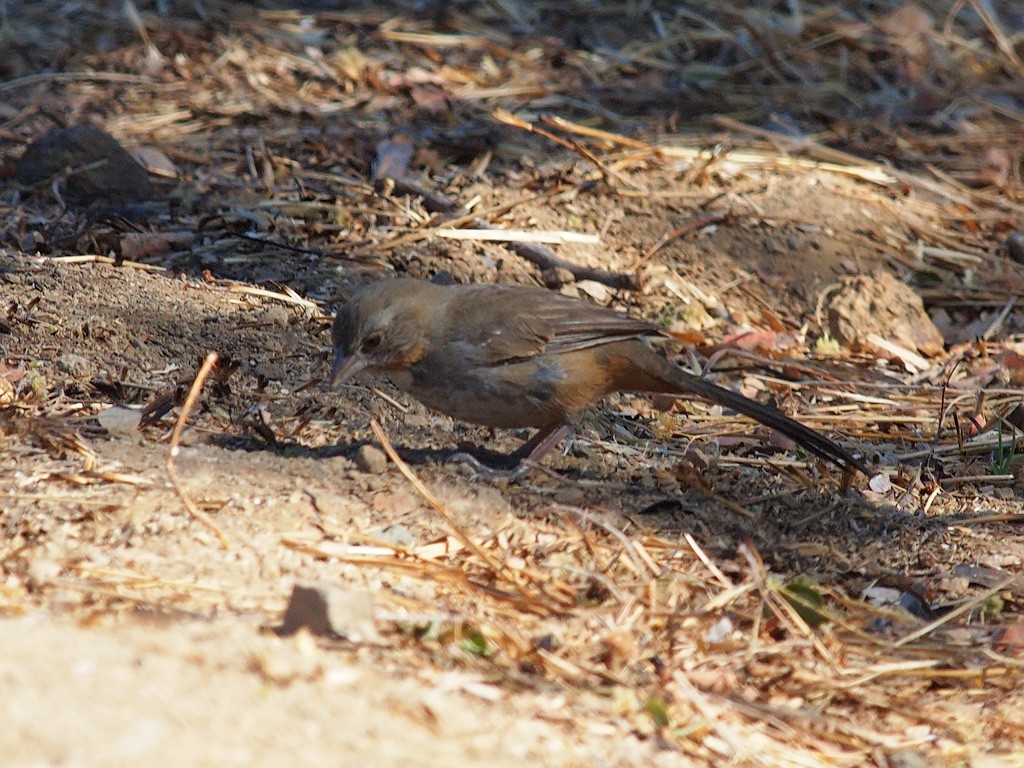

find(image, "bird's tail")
[624,345,867,474]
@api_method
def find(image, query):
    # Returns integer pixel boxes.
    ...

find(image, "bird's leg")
[446,423,574,478]
[508,423,574,464]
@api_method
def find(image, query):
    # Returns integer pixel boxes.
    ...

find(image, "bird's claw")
[445,450,534,480]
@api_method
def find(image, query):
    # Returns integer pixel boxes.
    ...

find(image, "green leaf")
[461,626,492,657]
[782,578,829,629]
[644,698,671,728]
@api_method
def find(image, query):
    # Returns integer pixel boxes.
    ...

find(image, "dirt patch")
[4,2,1024,766]
[1,617,656,768]
[5,229,1024,765]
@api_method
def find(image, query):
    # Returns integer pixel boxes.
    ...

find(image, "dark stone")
[16,124,153,205]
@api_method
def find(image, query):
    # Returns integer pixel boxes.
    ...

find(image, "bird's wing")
[447,285,660,364]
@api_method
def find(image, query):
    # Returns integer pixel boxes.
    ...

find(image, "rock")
[826,272,944,356]
[253,362,287,381]
[541,266,574,288]
[429,270,457,286]
[1007,231,1024,264]
[553,486,585,505]
[16,124,153,205]
[354,444,388,474]
[576,280,609,302]
[55,353,90,377]
[276,583,381,642]
[369,523,414,547]
[264,306,289,328]
[96,406,142,434]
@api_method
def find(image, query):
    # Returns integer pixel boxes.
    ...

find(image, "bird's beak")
[330,347,369,388]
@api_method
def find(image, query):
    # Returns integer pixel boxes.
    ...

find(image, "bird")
[330,278,867,475]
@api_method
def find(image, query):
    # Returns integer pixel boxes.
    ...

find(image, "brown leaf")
[994,350,1024,386]
[993,623,1024,653]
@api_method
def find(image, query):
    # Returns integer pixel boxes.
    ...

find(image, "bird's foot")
[441,425,574,480]
[443,446,534,479]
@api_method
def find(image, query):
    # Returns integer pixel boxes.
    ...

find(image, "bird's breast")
[389,352,575,428]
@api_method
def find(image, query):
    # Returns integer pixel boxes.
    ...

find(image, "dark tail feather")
[670,368,867,474]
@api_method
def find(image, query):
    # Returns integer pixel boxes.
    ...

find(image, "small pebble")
[576,280,609,302]
[265,306,289,328]
[253,362,287,381]
[370,523,414,547]
[541,266,574,288]
[276,582,381,642]
[1006,230,1024,264]
[96,406,141,434]
[354,444,388,474]
[55,353,90,377]
[553,487,586,505]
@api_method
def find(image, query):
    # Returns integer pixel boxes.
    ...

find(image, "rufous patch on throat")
[379,338,427,371]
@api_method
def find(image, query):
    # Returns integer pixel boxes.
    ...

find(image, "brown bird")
[331,278,866,474]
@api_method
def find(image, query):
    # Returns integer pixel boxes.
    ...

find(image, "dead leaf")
[993,623,1024,653]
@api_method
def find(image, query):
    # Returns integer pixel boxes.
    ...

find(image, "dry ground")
[3,2,1024,766]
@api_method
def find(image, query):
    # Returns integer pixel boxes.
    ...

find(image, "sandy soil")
[4,3,1024,766]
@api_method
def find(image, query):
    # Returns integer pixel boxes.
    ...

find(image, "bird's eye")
[361,332,383,353]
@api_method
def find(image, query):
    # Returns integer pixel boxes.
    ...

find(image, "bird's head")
[330,280,433,387]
